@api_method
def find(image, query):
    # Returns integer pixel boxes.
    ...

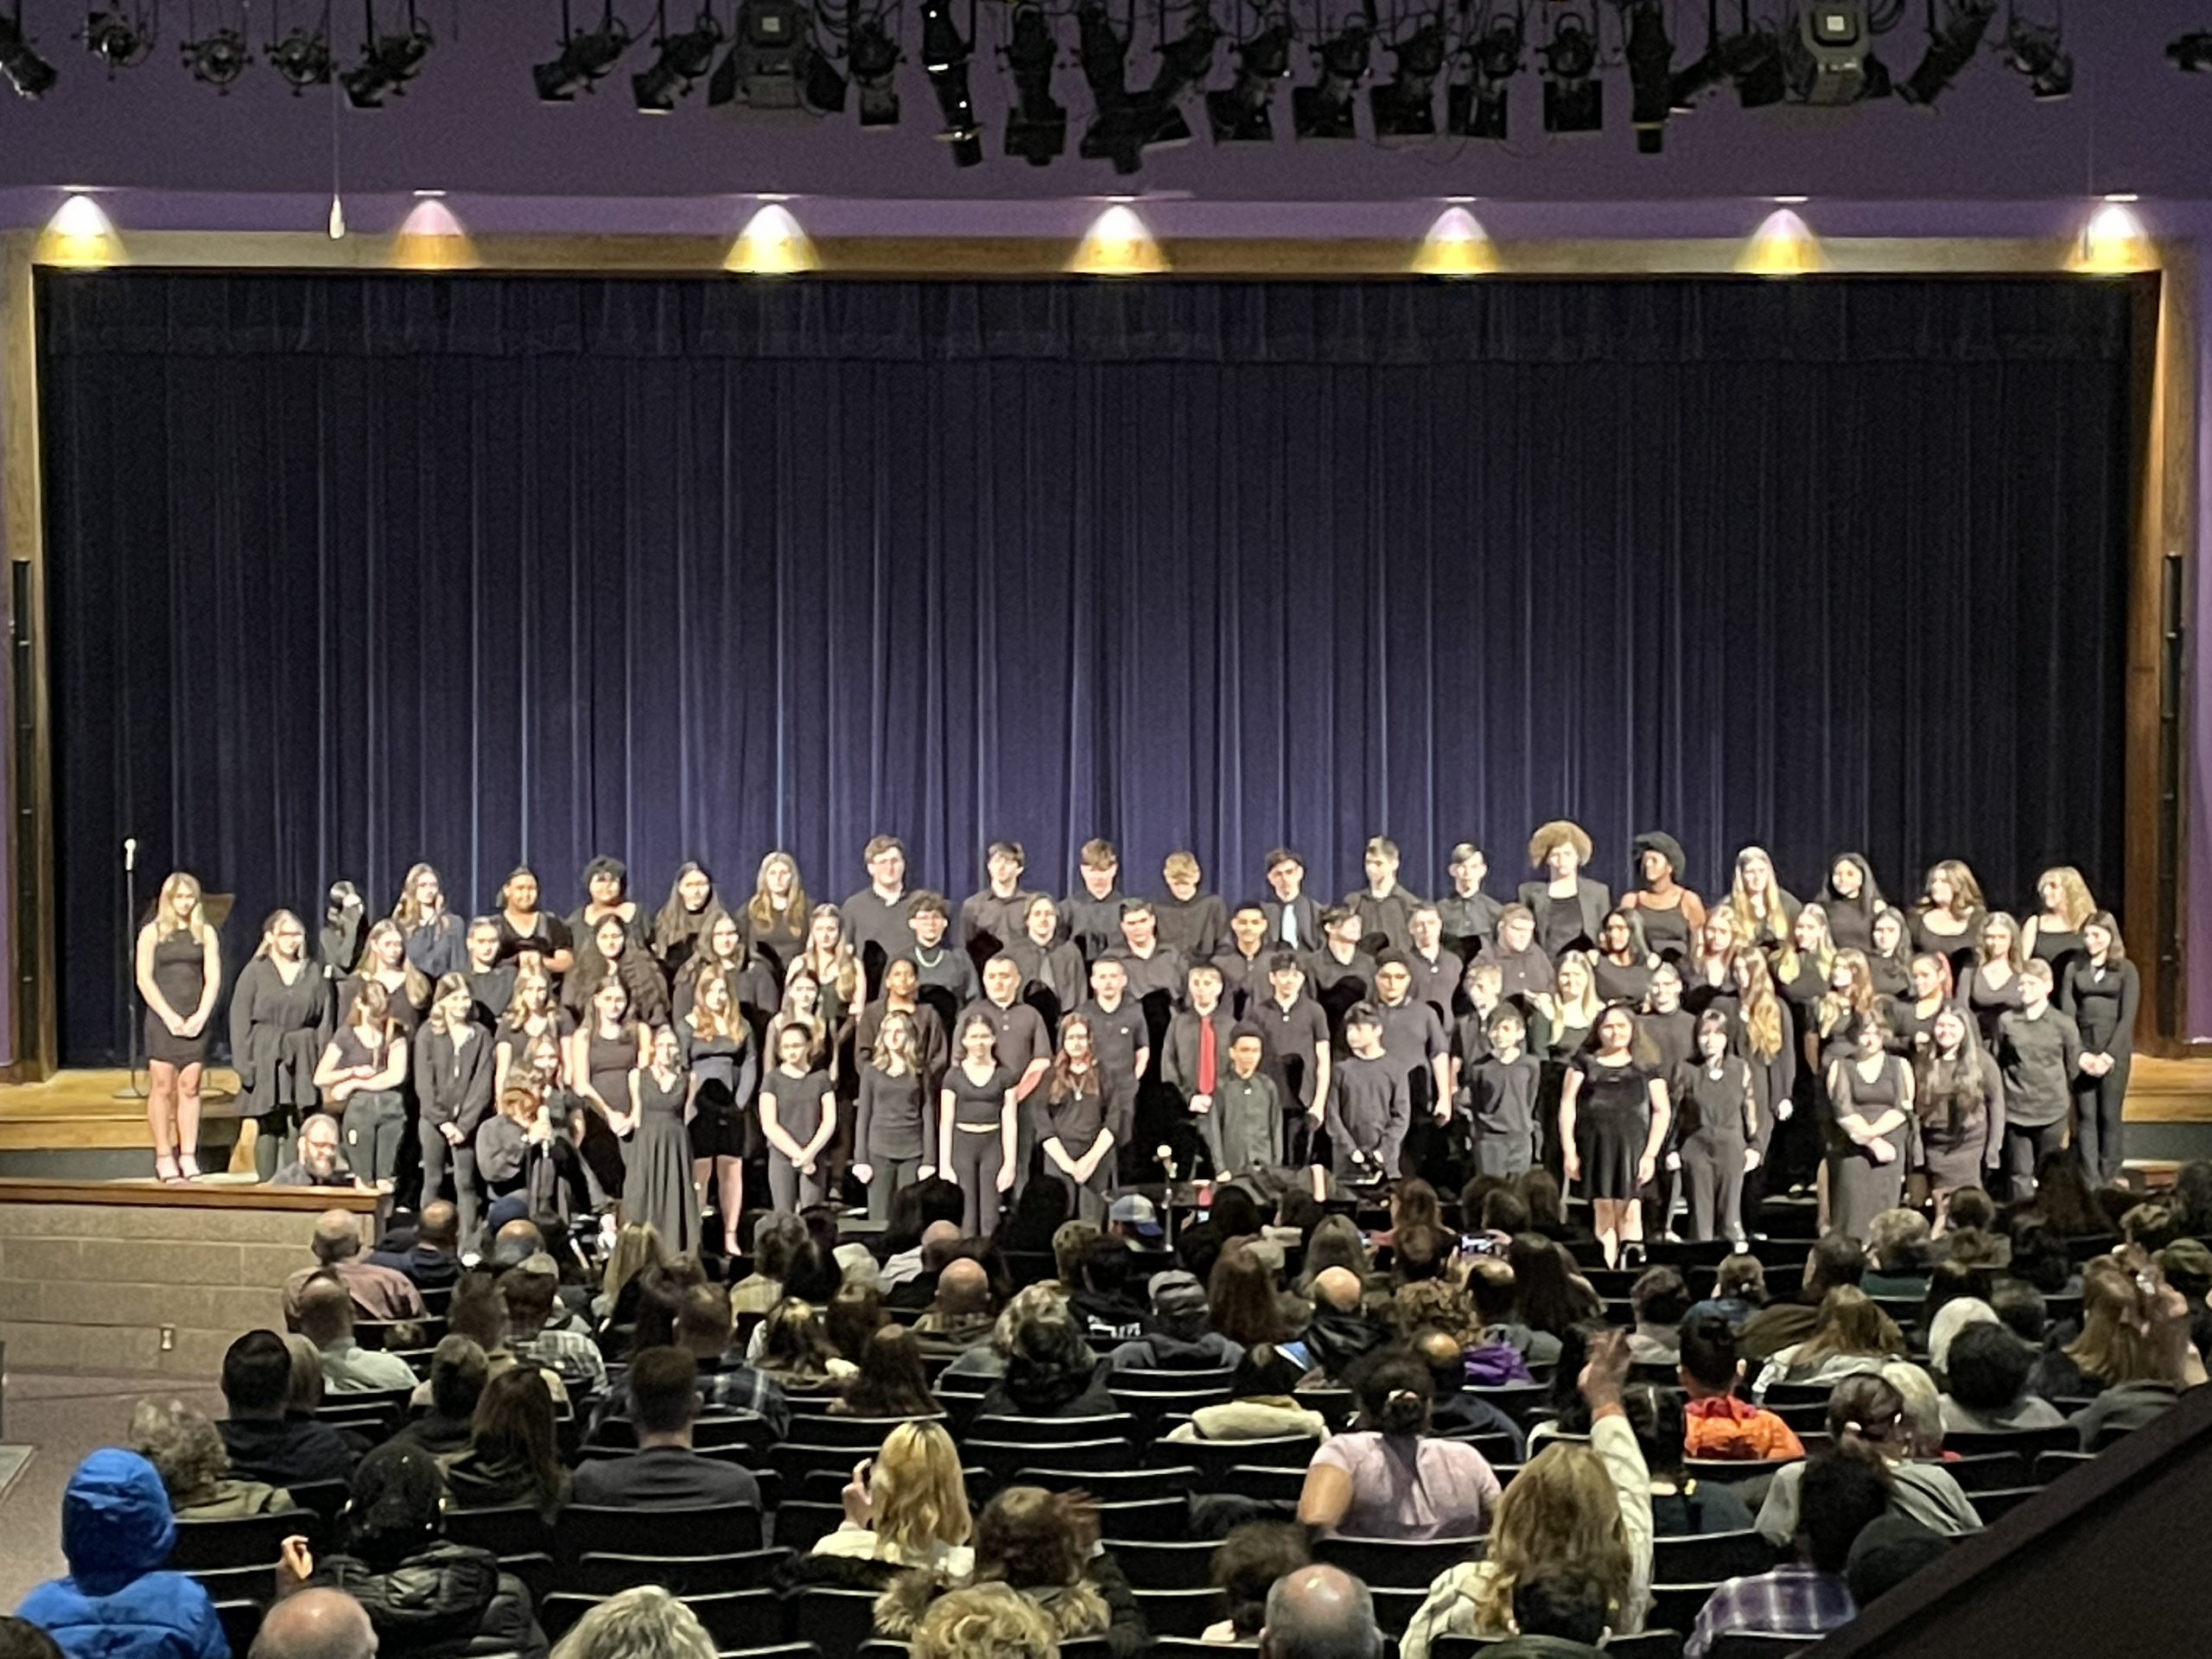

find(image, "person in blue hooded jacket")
[16,1448,229,1659]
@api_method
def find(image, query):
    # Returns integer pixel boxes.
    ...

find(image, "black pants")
[865,1154,924,1224]
[417,1120,480,1246]
[2004,1119,2069,1202]
[767,1148,828,1212]
[2074,1059,2131,1185]
[1052,1160,1114,1224]
[1680,1135,1746,1243]
[950,1130,1005,1235]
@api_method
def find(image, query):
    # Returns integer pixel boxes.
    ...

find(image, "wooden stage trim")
[0,1176,377,1212]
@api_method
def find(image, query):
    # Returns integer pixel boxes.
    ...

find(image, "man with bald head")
[1262,1565,1382,1659]
[886,1220,967,1313]
[1305,1267,1386,1380]
[252,1587,377,1659]
[295,1274,416,1395]
[914,1255,998,1357]
[283,1209,424,1324]
[367,1200,462,1293]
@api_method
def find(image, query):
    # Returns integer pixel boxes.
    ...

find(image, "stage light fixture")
[342,1,432,107]
[1785,2,1889,104]
[1003,2,1065,164]
[267,21,335,90]
[1291,16,1370,140]
[1445,12,1520,139]
[0,2,60,96]
[2000,10,2069,99]
[183,24,251,87]
[83,7,154,71]
[849,16,900,124]
[534,1,632,100]
[1370,19,1444,141]
[632,7,723,109]
[2171,32,2212,72]
[1538,9,1599,133]
[1206,19,1289,142]
[1897,0,1993,106]
[1622,0,1671,149]
[706,0,827,109]
[921,0,982,167]
[1081,6,1217,173]
[1727,22,1784,105]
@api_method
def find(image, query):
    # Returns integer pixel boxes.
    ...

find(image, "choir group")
[131,824,2139,1266]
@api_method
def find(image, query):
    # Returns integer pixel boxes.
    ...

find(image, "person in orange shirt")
[1680,1312,1806,1462]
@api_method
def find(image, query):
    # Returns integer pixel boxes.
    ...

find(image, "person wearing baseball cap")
[1105,1269,1245,1371]
[1108,1192,1164,1241]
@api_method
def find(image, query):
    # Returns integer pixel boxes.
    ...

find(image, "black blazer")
[1516,878,1613,956]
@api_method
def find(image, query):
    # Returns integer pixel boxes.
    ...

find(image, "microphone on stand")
[124,836,137,873]
[117,835,146,1101]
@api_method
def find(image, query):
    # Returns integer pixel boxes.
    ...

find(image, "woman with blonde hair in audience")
[551,1586,716,1659]
[594,1221,667,1325]
[806,1421,976,1580]
[878,1485,1145,1654]
[1753,1285,1905,1397]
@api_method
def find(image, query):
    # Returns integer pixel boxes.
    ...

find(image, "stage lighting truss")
[342,0,432,106]
[82,3,156,73]
[1444,0,1520,141]
[1291,2,1372,140]
[632,1,725,109]
[180,0,250,89]
[1207,13,1291,142]
[1536,3,1599,132]
[1783,1,1892,104]
[1897,0,1993,105]
[265,0,335,92]
[535,0,632,99]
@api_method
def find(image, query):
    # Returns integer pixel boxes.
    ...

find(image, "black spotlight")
[267,22,334,89]
[921,0,983,166]
[1446,12,1519,138]
[0,1,59,95]
[1082,7,1216,171]
[1726,20,1785,105]
[1370,19,1443,140]
[2001,11,2069,99]
[1787,1,1888,103]
[1207,20,1288,140]
[1292,18,1370,139]
[183,25,251,86]
[2171,32,2212,72]
[849,16,900,124]
[706,0,811,107]
[534,3,632,100]
[83,7,154,71]
[342,3,432,107]
[1538,9,1599,132]
[1002,2,1065,163]
[632,8,722,109]
[1623,0,1671,149]
[1898,0,1994,106]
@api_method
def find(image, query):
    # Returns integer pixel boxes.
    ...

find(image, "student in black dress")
[960,955,1056,1191]
[760,1022,836,1211]
[1621,831,1705,966]
[1157,850,1229,962]
[1866,907,1913,1001]
[1252,950,1330,1165]
[1008,895,1088,1022]
[1463,1003,1541,1179]
[624,1024,700,1254]
[674,911,747,1019]
[2023,866,2096,988]
[1591,910,1656,1009]
[321,880,366,981]
[1825,1012,1913,1242]
[570,855,648,956]
[1685,907,1745,1018]
[841,836,915,998]
[1887,952,1955,1059]
[682,971,759,1253]
[1435,842,1504,964]
[563,913,672,1029]
[137,871,222,1184]
[462,918,517,1030]
[744,850,811,977]
[493,866,574,977]
[650,861,725,983]
[1914,1006,2003,1225]
[1261,846,1322,952]
[569,976,647,1211]
[1956,912,2026,1048]
[493,962,573,1102]
[394,863,468,981]
[340,920,433,1048]
[1726,846,1797,961]
[1347,836,1424,957]
[1214,902,1274,1019]
[1675,1010,1758,1243]
[1325,1002,1411,1187]
[1910,860,1986,985]
[314,980,410,1193]
[1775,906,1834,1064]
[1520,821,1611,960]
[1475,905,1553,1007]
[1404,904,1465,1024]
[1558,1003,1670,1268]
[1815,950,1878,1076]
[1816,855,1887,954]
[906,891,982,1018]
[1995,959,2082,1202]
[231,908,329,1183]
[1729,947,1796,1179]
[1305,905,1377,1044]
[417,973,495,1243]
[855,1009,933,1224]
[939,1015,1020,1236]
[959,840,1037,970]
[1036,1014,1116,1221]
[2063,911,2140,1186]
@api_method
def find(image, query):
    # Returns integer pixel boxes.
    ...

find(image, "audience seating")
[1109,1367,1237,1394]
[594,1412,773,1454]
[1684,1457,1799,1484]
[170,1509,316,1572]
[1293,1386,1356,1425]
[784,1585,883,1655]
[1969,1485,2044,1524]
[1369,1583,1428,1637]
[1130,1586,1225,1637]
[1706,1633,1815,1658]
[794,1414,945,1448]
[1152,1640,1255,1656]
[968,1412,1134,1443]
[1941,1425,2081,1458]
[353,1316,448,1351]
[1084,1495,1191,1541]
[1016,1465,1198,1501]
[773,1500,849,1555]
[213,1600,262,1655]
[1434,1634,1685,1659]
[1314,1533,1482,1588]
[1759,1382,1838,1408]
[1466,1383,1550,1424]
[1217,1463,1308,1503]
[1767,1401,1830,1433]
[1939,1451,2031,1493]
[2033,1449,2099,1484]
[966,1436,1129,1491]
[1648,1581,1726,1632]
[446,1503,553,1558]
[183,1564,279,1605]
[1160,1434,1318,1485]
[544,1588,778,1646]
[279,1478,352,1527]
[1649,1530,1776,1584]
[556,1503,764,1564]
[575,1548,789,1595]
[1440,1428,1522,1465]
[1110,1539,1224,1588]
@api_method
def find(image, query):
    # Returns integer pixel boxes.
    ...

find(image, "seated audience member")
[1679,1314,1804,1462]
[270,1114,354,1188]
[1107,1192,1166,1246]
[283,1209,427,1324]
[2068,1255,2206,1450]
[251,1587,378,1659]
[912,1258,998,1358]
[17,1451,228,1659]
[880,1179,970,1287]
[1202,1523,1312,1644]
[1109,1269,1247,1372]
[1753,1373,1980,1548]
[416,1274,570,1415]
[977,1303,1116,1421]
[1484,1571,1614,1659]
[1879,1362,1948,1464]
[1463,1257,1540,1382]
[296,1274,418,1395]
[1738,1235,1867,1362]
[877,1486,1146,1658]
[789,1421,975,1589]
[367,1201,464,1294]
[442,1369,572,1521]
[1752,1287,1905,1397]
[661,1282,789,1433]
[1517,1169,1590,1247]
[886,1223,966,1313]
[1844,1514,1953,1611]
[1411,1326,1527,1456]
[729,1212,808,1315]
[1052,1219,1103,1293]
[1940,1321,2068,1434]
[1992,1279,2050,1350]
[1298,1216,1373,1295]
[1259,1565,1383,1659]
[1400,1332,1654,1659]
[1304,1268,1390,1382]
[1524,1323,1611,1456]
[392,1337,490,1458]
[218,1329,359,1491]
[1687,1453,1891,1659]
[283,1441,547,1659]
[1924,1296,1999,1384]
[569,1347,762,1510]
[836,1325,942,1420]
[1684,1255,1770,1334]
[502,1255,607,1395]
[128,1397,291,1520]
[1069,1235,1152,1346]
[543,1586,715,1659]
[944,1282,1062,1384]
[1918,1259,1998,1338]
[1505,1233,1599,1357]
[1626,1269,1691,1365]
[2155,1238,2212,1369]
[826,1281,888,1369]
[754,1298,855,1390]
[1861,1209,1935,1299]
[1211,1244,1313,1397]
[1298,1348,1502,1541]
[908,1583,1057,1659]
[1620,1384,1754,1537]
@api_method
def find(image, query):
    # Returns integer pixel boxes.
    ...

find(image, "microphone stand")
[114,837,145,1100]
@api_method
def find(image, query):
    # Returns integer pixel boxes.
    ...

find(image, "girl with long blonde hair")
[1539,952,1603,1060]
[855,1009,931,1225]
[137,870,222,1183]
[1910,859,1986,982]
[1726,846,1796,956]
[391,861,466,979]
[230,907,325,1182]
[1685,906,1742,1016]
[746,851,810,976]
[342,918,432,1036]
[2023,865,2096,982]
[683,969,758,1255]
[810,1419,976,1576]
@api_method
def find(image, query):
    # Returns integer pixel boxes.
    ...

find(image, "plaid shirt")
[510,1319,608,1395]
[1687,1566,1857,1659]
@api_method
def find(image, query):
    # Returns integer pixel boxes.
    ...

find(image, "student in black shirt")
[1464,1003,1541,1179]
[1405,904,1465,1025]
[1818,853,1888,955]
[1436,841,1503,964]
[960,956,1055,1192]
[1114,899,1188,1006]
[493,866,574,978]
[569,855,648,957]
[1075,954,1152,1152]
[2063,911,2141,1187]
[1037,1014,1116,1222]
[1211,1025,1283,1177]
[1062,837,1133,963]
[743,850,810,977]
[1214,902,1274,1018]
[1997,960,2082,1203]
[1253,950,1331,1166]
[1372,952,1451,1177]
[1520,820,1611,960]
[906,890,982,1014]
[1305,905,1377,1046]
[840,835,915,1000]
[1261,846,1323,952]
[1157,849,1229,962]
[1007,895,1088,1023]
[1346,836,1423,957]
[960,839,1037,970]
[855,1009,933,1224]
[1165,964,1237,1177]
[461,918,517,1031]
[650,861,726,983]
[1325,1002,1410,1185]
[1475,904,1554,1007]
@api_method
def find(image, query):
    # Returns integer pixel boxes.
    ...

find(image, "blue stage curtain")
[39,273,2137,1063]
